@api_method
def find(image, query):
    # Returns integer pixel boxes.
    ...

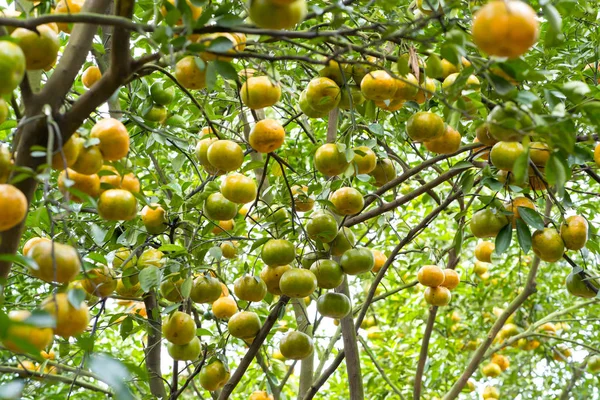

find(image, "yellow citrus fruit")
[0,40,25,95]
[198,360,230,391]
[330,187,364,215]
[141,204,168,234]
[22,237,50,257]
[190,275,222,303]
[82,265,117,298]
[491,353,510,371]
[371,250,387,273]
[58,169,100,202]
[531,228,565,262]
[291,185,314,212]
[220,173,257,204]
[407,111,445,142]
[305,77,341,112]
[415,77,436,104]
[160,0,203,23]
[472,0,539,59]
[260,264,291,295]
[360,70,397,101]
[228,311,261,339]
[3,310,53,353]
[424,125,461,154]
[0,184,27,232]
[240,76,281,110]
[71,144,103,175]
[162,311,196,345]
[212,219,235,235]
[248,0,307,30]
[560,215,588,251]
[352,146,377,175]
[370,158,396,187]
[207,140,244,172]
[279,330,314,360]
[198,33,238,61]
[51,135,83,171]
[529,141,550,166]
[42,292,90,338]
[470,208,509,238]
[474,241,494,263]
[441,269,460,290]
[249,119,285,153]
[82,66,102,88]
[98,189,138,221]
[11,25,59,70]
[314,143,350,177]
[90,118,130,161]
[482,362,502,377]
[417,265,445,287]
[504,196,535,228]
[249,391,274,400]
[53,0,84,32]
[29,240,81,284]
[175,56,207,90]
[475,124,498,146]
[490,141,525,171]
[393,73,419,100]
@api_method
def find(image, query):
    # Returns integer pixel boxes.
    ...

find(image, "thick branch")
[413,306,438,400]
[41,0,112,111]
[336,276,364,400]
[143,291,167,399]
[218,296,290,399]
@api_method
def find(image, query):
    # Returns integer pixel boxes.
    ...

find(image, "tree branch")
[336,275,364,400]
[218,296,290,399]
[41,0,112,111]
[304,188,465,400]
[143,291,167,399]
[442,197,553,399]
[345,165,472,227]
[0,366,113,395]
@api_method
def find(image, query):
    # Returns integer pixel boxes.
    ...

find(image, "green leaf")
[215,15,244,27]
[517,207,545,230]
[495,224,512,255]
[425,54,443,78]
[139,266,161,293]
[543,4,563,47]
[209,246,223,261]
[213,60,238,82]
[516,219,532,254]
[158,244,186,253]
[205,61,217,91]
[68,289,86,309]
[0,254,38,271]
[545,153,570,195]
[511,148,529,184]
[250,237,270,252]
[24,310,55,328]
[181,277,193,298]
[90,354,134,400]
[452,227,463,256]
[120,316,133,340]
[207,36,234,53]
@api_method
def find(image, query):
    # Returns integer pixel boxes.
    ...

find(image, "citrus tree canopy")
[1,0,600,399]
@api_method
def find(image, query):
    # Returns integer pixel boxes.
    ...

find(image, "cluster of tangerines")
[0,116,143,231]
[416,265,460,306]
